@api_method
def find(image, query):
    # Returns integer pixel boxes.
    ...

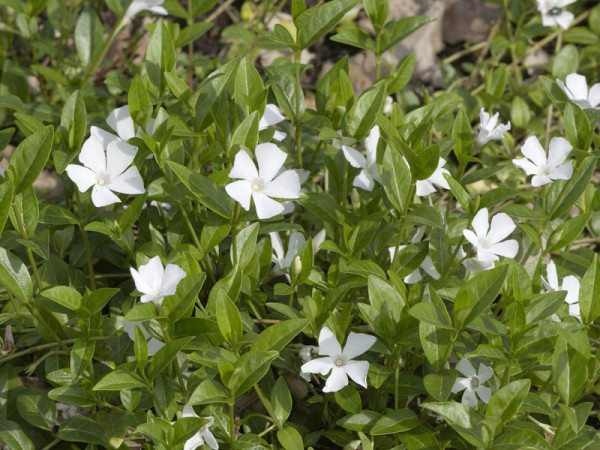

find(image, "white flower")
[130,256,186,308]
[383,96,394,115]
[122,320,164,356]
[299,345,318,381]
[537,0,576,30]
[259,104,287,141]
[542,260,581,321]
[476,108,511,146]
[281,169,310,214]
[65,133,145,207]
[182,406,218,450]
[556,73,600,110]
[457,246,495,274]
[415,157,451,197]
[342,126,381,191]
[451,358,493,407]
[270,230,326,281]
[513,136,572,187]
[125,0,168,20]
[388,227,440,284]
[225,144,301,219]
[300,327,376,393]
[463,208,519,263]
[104,105,155,142]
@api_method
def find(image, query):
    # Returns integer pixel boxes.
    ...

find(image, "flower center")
[471,376,480,389]
[477,236,491,248]
[96,172,111,187]
[539,166,550,177]
[549,7,562,16]
[251,178,264,192]
[334,356,345,367]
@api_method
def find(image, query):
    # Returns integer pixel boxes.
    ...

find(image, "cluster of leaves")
[1,0,600,448]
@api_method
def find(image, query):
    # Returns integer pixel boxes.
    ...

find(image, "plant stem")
[1,336,110,365]
[293,49,303,168]
[228,400,237,448]
[75,190,97,290]
[253,384,281,428]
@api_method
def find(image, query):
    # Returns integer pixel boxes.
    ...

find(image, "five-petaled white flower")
[100,105,154,143]
[65,132,145,207]
[130,256,186,308]
[122,320,164,356]
[557,73,600,110]
[181,406,218,450]
[415,157,451,197]
[542,260,581,321]
[388,227,440,284]
[300,327,376,393]
[536,0,576,30]
[342,126,382,191]
[225,144,301,219]
[259,104,287,141]
[270,230,326,281]
[451,358,494,408]
[476,108,511,146]
[463,208,519,263]
[513,136,572,187]
[125,0,168,21]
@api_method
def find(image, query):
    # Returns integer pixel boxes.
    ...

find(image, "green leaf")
[452,109,472,162]
[277,426,303,450]
[564,102,591,150]
[0,248,33,302]
[539,75,570,111]
[421,402,490,447]
[216,294,243,346]
[546,212,591,253]
[168,161,232,219]
[234,57,265,114]
[552,44,579,79]
[48,386,96,407]
[0,366,22,421]
[345,80,386,139]
[0,180,13,236]
[70,339,95,382]
[334,385,362,414]
[227,350,279,396]
[128,75,152,128]
[387,54,416,95]
[331,28,375,51]
[6,125,53,194]
[59,90,87,156]
[188,379,229,405]
[550,157,595,220]
[40,285,82,310]
[423,370,457,402]
[175,22,213,48]
[458,265,508,328]
[16,389,56,431]
[510,96,531,128]
[363,0,389,30]
[296,0,360,49]
[486,379,530,431]
[272,377,293,424]
[0,420,34,450]
[553,337,588,406]
[382,144,411,214]
[120,193,148,233]
[370,409,420,435]
[410,302,453,329]
[93,370,147,391]
[379,16,436,53]
[251,318,310,353]
[579,254,600,325]
[74,7,104,67]
[230,113,260,155]
[57,416,109,446]
[145,22,177,94]
[147,337,192,381]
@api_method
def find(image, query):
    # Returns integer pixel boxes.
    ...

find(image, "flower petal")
[547,137,572,169]
[554,10,574,30]
[521,136,547,168]
[343,332,376,359]
[263,170,301,199]
[318,327,342,357]
[365,126,380,165]
[270,232,285,261]
[130,267,153,295]
[588,83,600,108]
[148,5,168,14]
[404,269,422,285]
[106,140,137,177]
[323,366,349,393]
[451,377,469,393]
[252,191,284,219]
[109,166,145,194]
[259,104,286,129]
[546,261,559,291]
[201,430,219,450]
[344,360,370,389]
[476,385,492,404]
[80,135,106,173]
[549,162,572,181]
[65,165,97,192]
[139,256,165,290]
[461,388,478,407]
[256,143,287,183]
[531,175,552,187]
[562,275,580,305]
[301,357,333,376]
[487,213,516,244]
[415,179,436,196]
[226,180,252,210]
[183,432,205,450]
[462,229,478,247]
[477,247,499,263]
[182,405,199,418]
[565,73,588,100]
[91,185,121,207]
[488,240,519,258]
[477,364,494,383]
[161,264,186,296]
[90,126,119,149]
[353,170,375,191]
[283,232,306,268]
[421,256,441,280]
[229,150,258,181]
[342,145,367,169]
[472,208,490,238]
[106,105,137,141]
[456,358,476,377]
[512,158,539,176]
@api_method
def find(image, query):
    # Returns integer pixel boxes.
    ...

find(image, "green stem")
[228,400,237,448]
[253,384,282,428]
[293,49,303,168]
[11,202,42,290]
[75,190,97,290]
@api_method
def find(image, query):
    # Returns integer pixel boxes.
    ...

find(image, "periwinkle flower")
[451,358,493,407]
[536,0,576,30]
[513,136,572,187]
[259,104,287,141]
[463,208,519,263]
[130,256,186,308]
[476,108,511,146]
[342,126,382,191]
[542,260,581,321]
[556,73,600,110]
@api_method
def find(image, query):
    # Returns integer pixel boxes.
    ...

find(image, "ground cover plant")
[1,0,600,448]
